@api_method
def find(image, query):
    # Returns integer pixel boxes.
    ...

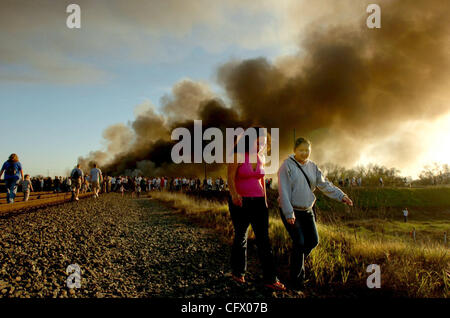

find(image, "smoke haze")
[78,0,450,177]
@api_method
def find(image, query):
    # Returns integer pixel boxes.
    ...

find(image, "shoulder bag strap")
[290,157,312,190]
[290,157,318,217]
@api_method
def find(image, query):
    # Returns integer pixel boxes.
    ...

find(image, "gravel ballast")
[0,194,300,298]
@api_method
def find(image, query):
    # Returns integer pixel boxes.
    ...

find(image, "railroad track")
[1,191,66,202]
[0,191,94,214]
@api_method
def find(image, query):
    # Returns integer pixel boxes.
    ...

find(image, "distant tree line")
[319,163,406,187]
[318,162,450,187]
[416,163,450,186]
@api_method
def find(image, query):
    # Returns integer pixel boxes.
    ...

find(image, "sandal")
[232,274,245,284]
[264,280,286,291]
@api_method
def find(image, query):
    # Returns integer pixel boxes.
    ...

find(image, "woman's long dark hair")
[232,125,270,154]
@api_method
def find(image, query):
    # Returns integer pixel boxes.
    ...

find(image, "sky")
[0,0,291,176]
[0,0,449,179]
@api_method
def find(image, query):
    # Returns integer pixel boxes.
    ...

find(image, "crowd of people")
[67,163,238,201]
[32,175,273,196]
[337,176,364,187]
[1,153,254,203]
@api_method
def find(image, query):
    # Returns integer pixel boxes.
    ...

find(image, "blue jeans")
[5,178,19,203]
[279,208,319,284]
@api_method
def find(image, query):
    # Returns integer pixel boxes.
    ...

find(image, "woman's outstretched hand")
[232,194,243,207]
[286,217,296,225]
[342,195,353,206]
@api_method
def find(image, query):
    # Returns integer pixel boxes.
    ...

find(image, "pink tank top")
[235,153,265,197]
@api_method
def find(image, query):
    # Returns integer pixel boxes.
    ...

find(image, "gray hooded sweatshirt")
[277,154,346,219]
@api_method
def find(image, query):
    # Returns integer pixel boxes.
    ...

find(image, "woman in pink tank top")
[227,127,285,291]
[234,151,265,197]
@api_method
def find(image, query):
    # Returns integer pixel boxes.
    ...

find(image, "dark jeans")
[279,208,319,284]
[228,196,277,283]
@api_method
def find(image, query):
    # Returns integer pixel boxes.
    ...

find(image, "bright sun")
[355,112,450,179]
[425,112,450,165]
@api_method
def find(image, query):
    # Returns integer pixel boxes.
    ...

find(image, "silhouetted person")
[0,153,24,204]
[70,164,84,201]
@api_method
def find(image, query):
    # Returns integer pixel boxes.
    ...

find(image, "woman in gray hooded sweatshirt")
[277,137,353,290]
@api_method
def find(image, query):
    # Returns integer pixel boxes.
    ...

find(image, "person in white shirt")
[66,177,72,191]
[111,177,116,191]
[207,177,212,190]
[90,163,102,198]
[403,208,409,222]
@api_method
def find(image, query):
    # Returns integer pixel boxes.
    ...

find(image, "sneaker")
[264,279,286,291]
[75,197,79,201]
[231,274,245,284]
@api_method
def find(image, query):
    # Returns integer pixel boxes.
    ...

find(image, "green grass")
[149,189,450,298]
[317,186,450,211]
[287,187,450,246]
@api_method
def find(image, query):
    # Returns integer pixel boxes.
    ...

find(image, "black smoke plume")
[79,0,450,177]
